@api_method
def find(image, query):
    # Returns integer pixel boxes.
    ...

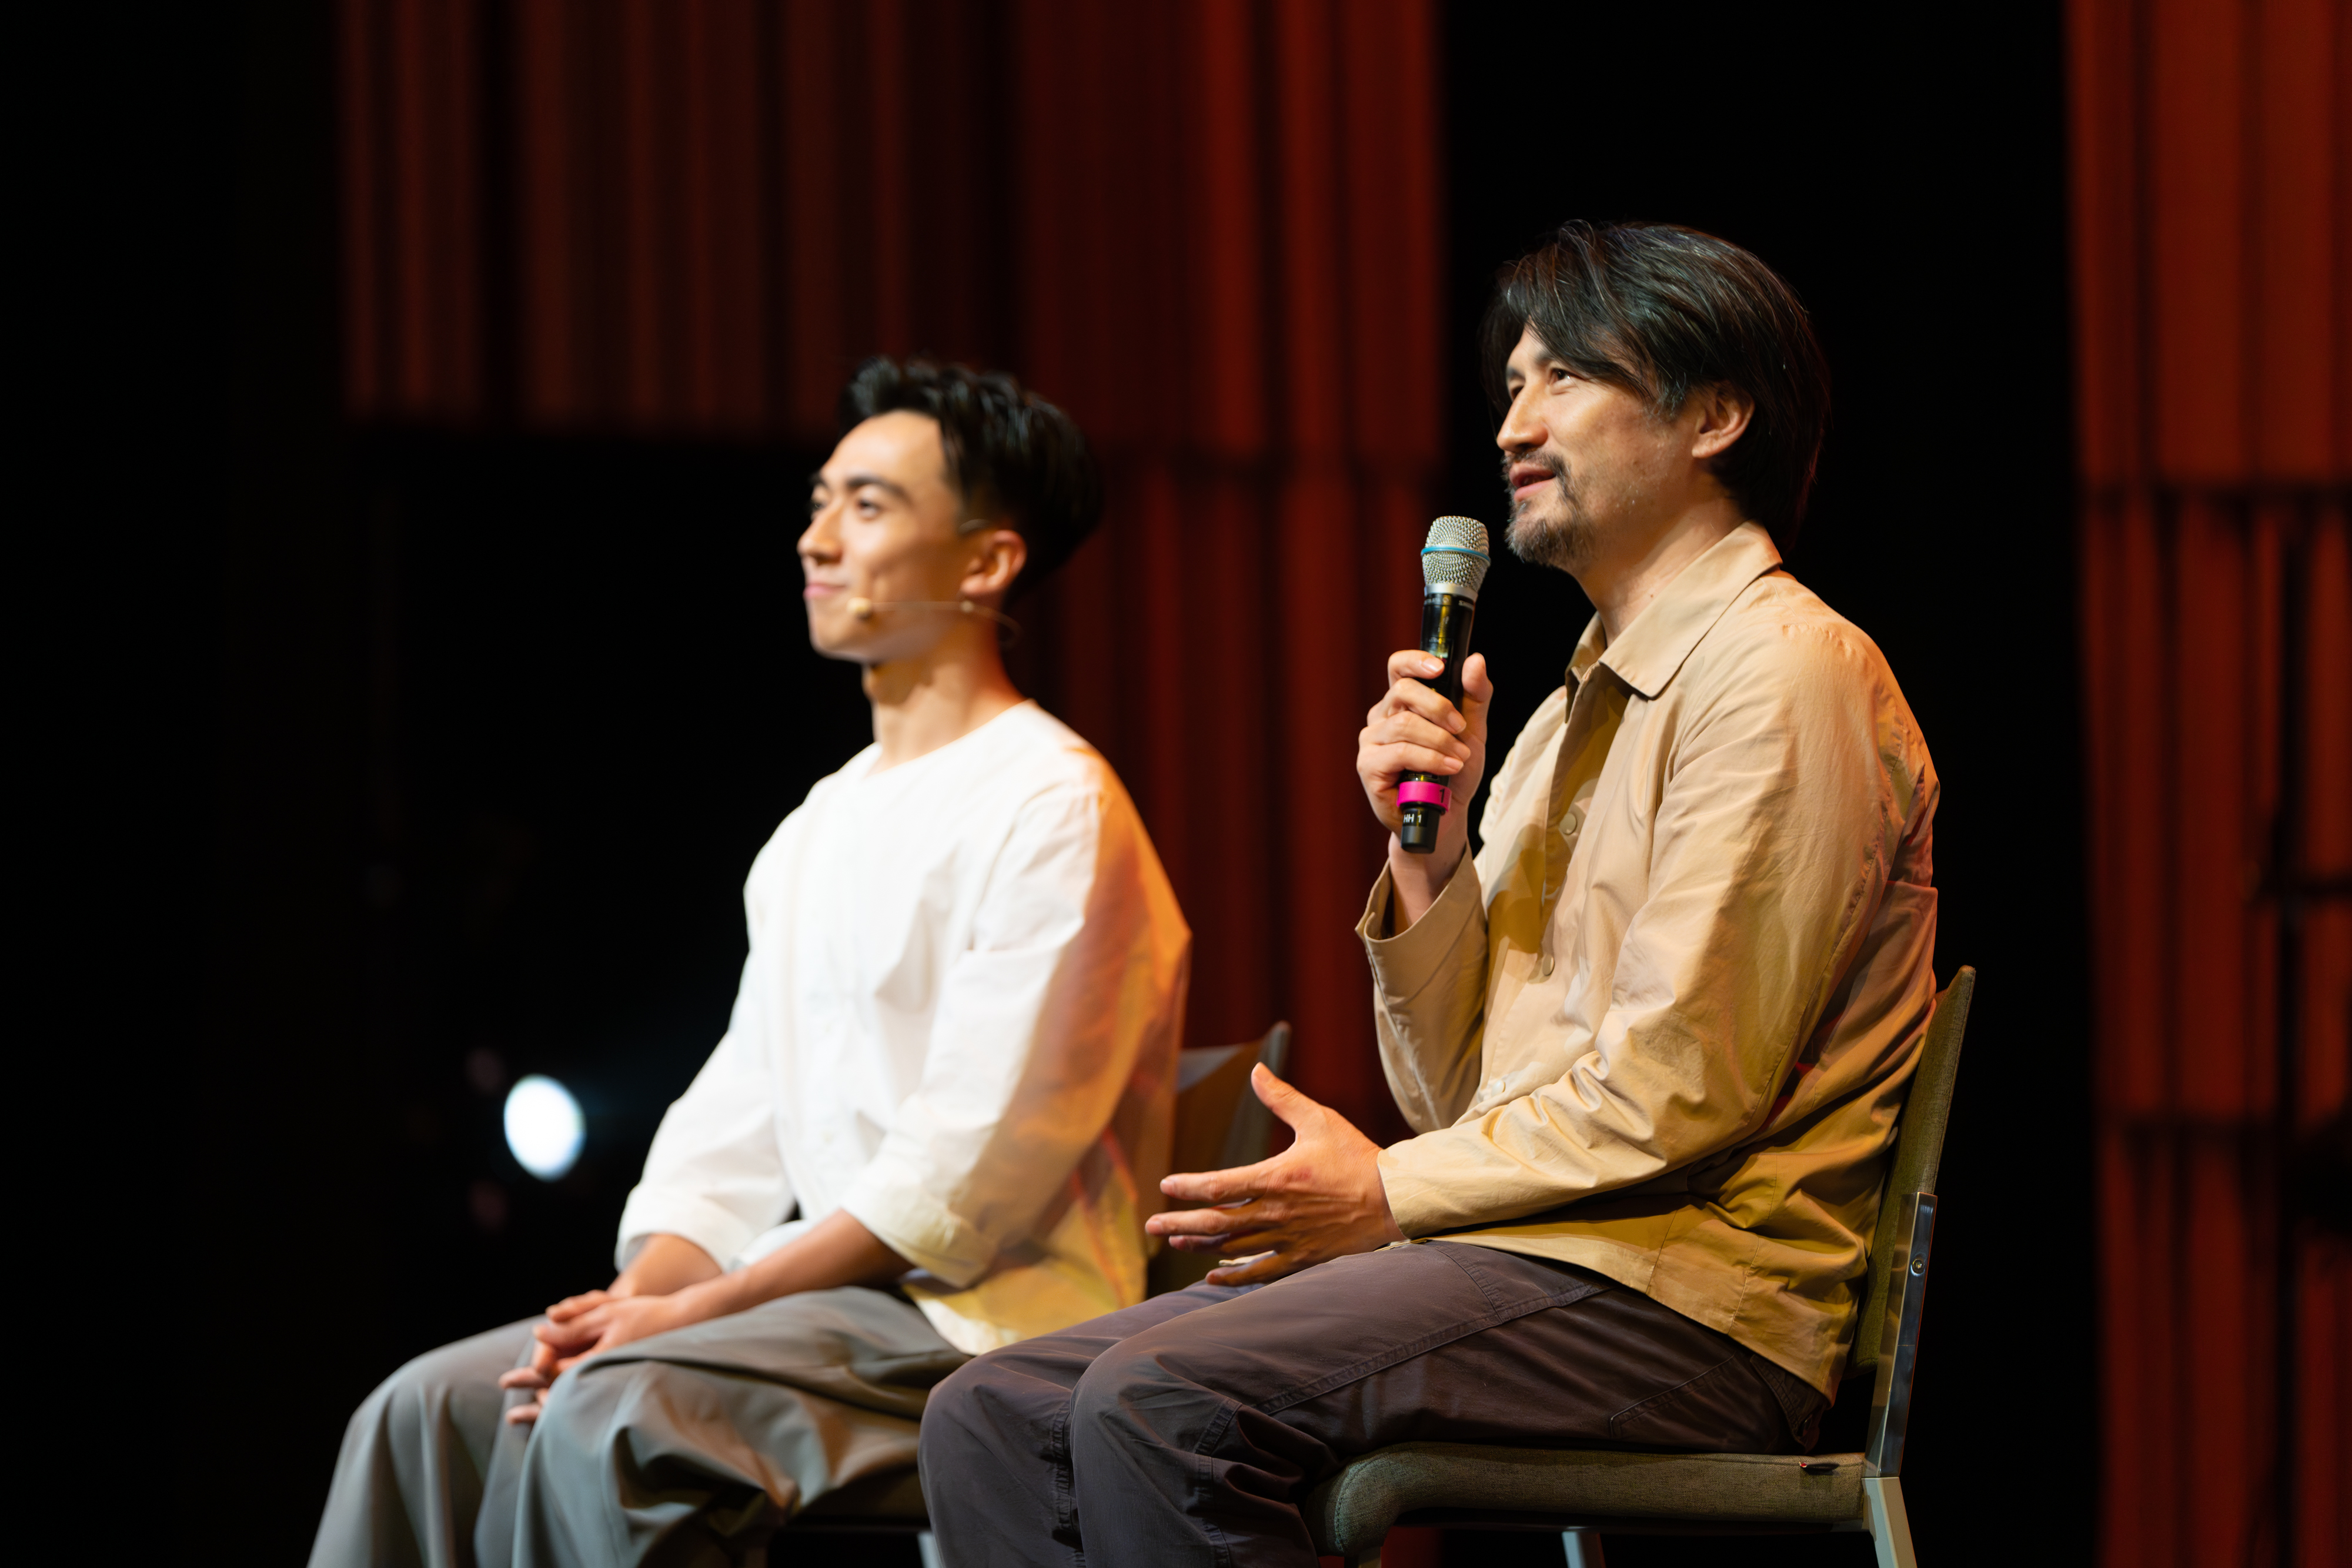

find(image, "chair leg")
[1862,1476,1917,1568]
[917,1529,945,1568]
[1561,1527,1608,1567]
[1349,1545,1382,1568]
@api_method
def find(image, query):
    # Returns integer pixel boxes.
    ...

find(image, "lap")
[519,1288,967,1554]
[360,1316,537,1459]
[1081,1243,1609,1417]
[949,1276,1260,1392]
[386,1317,537,1393]
[985,1243,1810,1455]
[551,1286,967,1425]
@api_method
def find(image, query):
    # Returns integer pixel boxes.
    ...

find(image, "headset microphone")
[844,596,1021,641]
[1397,516,1492,854]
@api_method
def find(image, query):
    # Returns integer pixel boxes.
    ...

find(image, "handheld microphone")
[1398,516,1492,854]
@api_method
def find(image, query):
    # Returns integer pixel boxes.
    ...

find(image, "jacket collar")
[1567,521,1783,700]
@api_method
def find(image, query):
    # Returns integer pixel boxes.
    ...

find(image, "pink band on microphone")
[1396,780,1452,811]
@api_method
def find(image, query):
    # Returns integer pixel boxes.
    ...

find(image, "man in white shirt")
[309,358,1191,1568]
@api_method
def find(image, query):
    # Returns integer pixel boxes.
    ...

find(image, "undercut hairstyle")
[839,356,1104,598]
[1481,221,1832,551]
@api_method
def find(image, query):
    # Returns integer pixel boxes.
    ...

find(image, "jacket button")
[1536,954,1556,979]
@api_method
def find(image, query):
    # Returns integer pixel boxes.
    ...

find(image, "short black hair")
[1481,221,1831,552]
[838,356,1104,597]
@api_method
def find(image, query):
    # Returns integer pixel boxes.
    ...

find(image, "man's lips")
[1508,466,1559,502]
[803,581,848,600]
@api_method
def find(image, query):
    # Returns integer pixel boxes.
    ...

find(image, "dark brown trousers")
[917,1241,1823,1568]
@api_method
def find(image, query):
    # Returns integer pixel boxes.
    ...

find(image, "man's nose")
[1495,389,1541,453]
[797,504,838,560]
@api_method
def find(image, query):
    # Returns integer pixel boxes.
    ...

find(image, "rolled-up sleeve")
[614,955,791,1271]
[1378,634,1900,1237]
[842,778,1150,1288]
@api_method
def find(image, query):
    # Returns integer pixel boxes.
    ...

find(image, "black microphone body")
[1398,517,1491,854]
[1398,587,1478,854]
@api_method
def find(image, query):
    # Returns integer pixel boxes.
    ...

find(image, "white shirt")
[616,701,1191,1353]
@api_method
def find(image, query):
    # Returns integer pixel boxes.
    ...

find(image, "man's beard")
[1501,452,1599,573]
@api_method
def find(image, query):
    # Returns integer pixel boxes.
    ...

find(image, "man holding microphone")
[919,221,1942,1567]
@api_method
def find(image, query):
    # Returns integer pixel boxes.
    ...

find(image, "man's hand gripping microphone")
[1398,517,1492,854]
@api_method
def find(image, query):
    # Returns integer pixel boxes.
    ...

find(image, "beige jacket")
[1359,523,1939,1396]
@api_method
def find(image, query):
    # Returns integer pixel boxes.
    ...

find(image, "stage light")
[503,1074,584,1181]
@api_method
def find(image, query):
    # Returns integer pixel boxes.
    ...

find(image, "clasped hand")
[1144,1064,1404,1286]
[497,1286,700,1425]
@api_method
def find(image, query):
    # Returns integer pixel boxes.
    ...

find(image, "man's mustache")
[1499,452,1568,507]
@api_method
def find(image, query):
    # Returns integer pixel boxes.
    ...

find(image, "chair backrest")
[1848,965,1974,1475]
[1217,1020,1292,1168]
[1149,1022,1294,1295]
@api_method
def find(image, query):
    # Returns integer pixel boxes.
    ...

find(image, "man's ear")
[1687,385,1755,462]
[961,526,1028,604]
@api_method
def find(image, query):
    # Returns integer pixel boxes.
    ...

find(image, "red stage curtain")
[336,0,1442,1141]
[2069,1,2350,1563]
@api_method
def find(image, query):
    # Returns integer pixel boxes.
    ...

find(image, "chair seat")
[1307,1444,1866,1558]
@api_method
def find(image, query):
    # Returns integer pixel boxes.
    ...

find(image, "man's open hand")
[1144,1065,1404,1286]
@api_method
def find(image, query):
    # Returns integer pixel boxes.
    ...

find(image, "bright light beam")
[504,1074,585,1181]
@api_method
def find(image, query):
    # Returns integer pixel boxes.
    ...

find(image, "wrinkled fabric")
[617,701,1191,1354]
[309,1320,536,1568]
[920,1242,1819,1568]
[1363,523,1940,1396]
[309,1290,965,1568]
[512,1288,969,1568]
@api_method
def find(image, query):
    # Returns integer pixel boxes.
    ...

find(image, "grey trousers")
[310,1287,968,1568]
[917,1243,1825,1568]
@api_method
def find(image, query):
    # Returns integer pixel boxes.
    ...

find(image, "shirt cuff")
[1379,1121,1538,1238]
[841,1164,1001,1289]
[1376,1135,1457,1238]
[613,1189,763,1275]
[1357,854,1485,1007]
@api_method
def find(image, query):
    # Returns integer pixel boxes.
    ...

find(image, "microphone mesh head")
[1421,516,1492,596]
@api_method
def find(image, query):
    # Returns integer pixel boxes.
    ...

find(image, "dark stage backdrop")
[200,2,2099,1564]
[2069,1,2352,1564]
[337,0,1444,1149]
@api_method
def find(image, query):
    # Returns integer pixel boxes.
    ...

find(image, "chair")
[1303,968,1975,1568]
[781,1021,1297,1563]
[1150,1021,1294,1294]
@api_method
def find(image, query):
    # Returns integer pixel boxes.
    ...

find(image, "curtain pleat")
[2069,0,2351,1562]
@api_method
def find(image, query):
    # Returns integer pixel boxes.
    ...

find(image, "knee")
[917,1359,987,1469]
[1067,1333,1219,1453]
[924,1355,986,1425]
[355,1342,470,1443]
[920,1348,1082,1478]
[921,1354,1033,1462]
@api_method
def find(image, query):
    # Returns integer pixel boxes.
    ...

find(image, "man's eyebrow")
[809,469,913,503]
